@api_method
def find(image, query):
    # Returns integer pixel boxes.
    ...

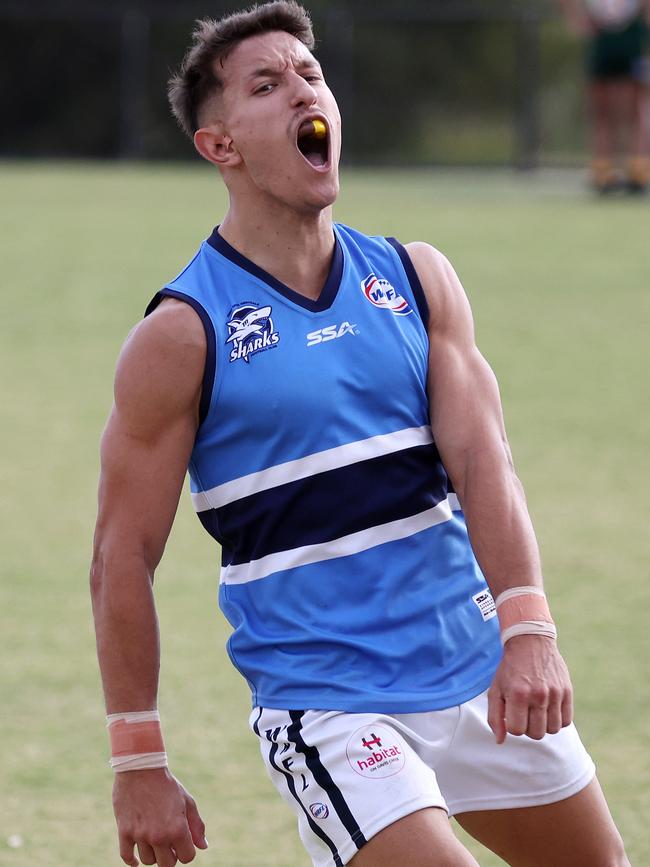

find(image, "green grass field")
[1,163,648,866]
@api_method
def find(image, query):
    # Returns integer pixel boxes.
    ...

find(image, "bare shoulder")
[404,240,449,275]
[126,297,207,356]
[404,241,473,338]
[113,298,207,437]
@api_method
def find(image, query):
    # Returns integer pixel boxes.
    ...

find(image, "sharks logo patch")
[226,302,280,363]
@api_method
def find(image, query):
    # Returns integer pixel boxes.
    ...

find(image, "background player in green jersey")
[561,0,650,191]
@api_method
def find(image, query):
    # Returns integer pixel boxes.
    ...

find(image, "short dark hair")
[168,1,315,138]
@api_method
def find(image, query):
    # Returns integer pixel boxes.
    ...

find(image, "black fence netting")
[0,0,586,165]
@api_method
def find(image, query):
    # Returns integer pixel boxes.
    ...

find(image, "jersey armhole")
[385,237,430,327]
[144,288,216,428]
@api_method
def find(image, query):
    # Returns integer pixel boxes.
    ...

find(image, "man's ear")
[193,126,242,168]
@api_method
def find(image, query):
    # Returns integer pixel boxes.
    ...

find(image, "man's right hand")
[113,768,208,866]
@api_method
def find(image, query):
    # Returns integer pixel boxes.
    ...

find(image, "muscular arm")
[407,243,572,743]
[409,246,541,595]
[90,299,208,866]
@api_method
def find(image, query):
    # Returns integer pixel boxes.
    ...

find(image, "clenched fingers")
[526,705,548,740]
[503,690,530,738]
[184,795,208,850]
[487,690,507,744]
[171,826,197,864]
[500,684,572,741]
[112,772,205,866]
[488,681,573,742]
[546,700,563,735]
[145,826,195,867]
[488,636,575,742]
[119,833,139,867]
[561,689,574,728]
[152,843,177,867]
[137,841,156,865]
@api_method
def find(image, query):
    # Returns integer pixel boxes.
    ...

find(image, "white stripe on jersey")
[192,425,434,512]
[220,498,456,585]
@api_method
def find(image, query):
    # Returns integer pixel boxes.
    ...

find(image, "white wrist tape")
[500,620,558,645]
[495,586,546,605]
[495,586,557,646]
[106,710,161,725]
[110,752,169,772]
[107,710,168,772]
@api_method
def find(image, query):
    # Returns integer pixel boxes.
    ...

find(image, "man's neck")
[218,202,336,302]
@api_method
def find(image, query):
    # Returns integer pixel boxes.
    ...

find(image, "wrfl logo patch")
[309,803,329,819]
[361,273,413,316]
[226,303,280,363]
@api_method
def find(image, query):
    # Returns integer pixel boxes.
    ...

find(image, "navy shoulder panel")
[143,288,216,428]
[385,238,429,327]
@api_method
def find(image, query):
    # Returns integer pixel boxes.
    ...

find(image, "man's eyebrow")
[248,59,321,79]
[295,58,321,70]
[248,66,280,80]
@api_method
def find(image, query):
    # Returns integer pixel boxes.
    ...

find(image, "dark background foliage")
[0,0,583,165]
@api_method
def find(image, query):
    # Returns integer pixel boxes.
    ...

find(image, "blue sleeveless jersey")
[146,223,502,712]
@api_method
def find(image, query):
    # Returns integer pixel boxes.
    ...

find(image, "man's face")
[216,31,341,212]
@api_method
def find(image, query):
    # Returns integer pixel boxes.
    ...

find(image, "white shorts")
[250,691,595,867]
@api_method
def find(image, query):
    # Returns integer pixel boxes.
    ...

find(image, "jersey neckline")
[206,225,344,313]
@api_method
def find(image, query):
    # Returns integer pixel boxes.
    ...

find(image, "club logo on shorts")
[346,724,406,779]
[226,302,280,363]
[361,273,413,316]
[309,802,329,819]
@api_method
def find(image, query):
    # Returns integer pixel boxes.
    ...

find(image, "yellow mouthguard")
[311,119,327,139]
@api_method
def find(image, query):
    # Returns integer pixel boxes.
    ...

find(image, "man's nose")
[289,73,318,108]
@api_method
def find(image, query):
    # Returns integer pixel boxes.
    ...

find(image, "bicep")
[406,242,512,491]
[94,304,205,572]
[428,337,511,491]
[96,404,196,572]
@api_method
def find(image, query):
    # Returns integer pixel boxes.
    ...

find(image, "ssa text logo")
[306,321,358,347]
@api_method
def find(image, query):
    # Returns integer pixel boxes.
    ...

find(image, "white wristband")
[106,710,161,726]
[495,586,546,607]
[501,620,558,646]
[110,752,169,772]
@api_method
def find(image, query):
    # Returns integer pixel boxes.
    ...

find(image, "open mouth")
[296,118,330,169]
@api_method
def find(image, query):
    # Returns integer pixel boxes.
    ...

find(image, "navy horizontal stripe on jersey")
[197,443,448,568]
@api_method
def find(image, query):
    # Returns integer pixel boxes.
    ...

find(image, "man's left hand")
[487,635,573,744]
